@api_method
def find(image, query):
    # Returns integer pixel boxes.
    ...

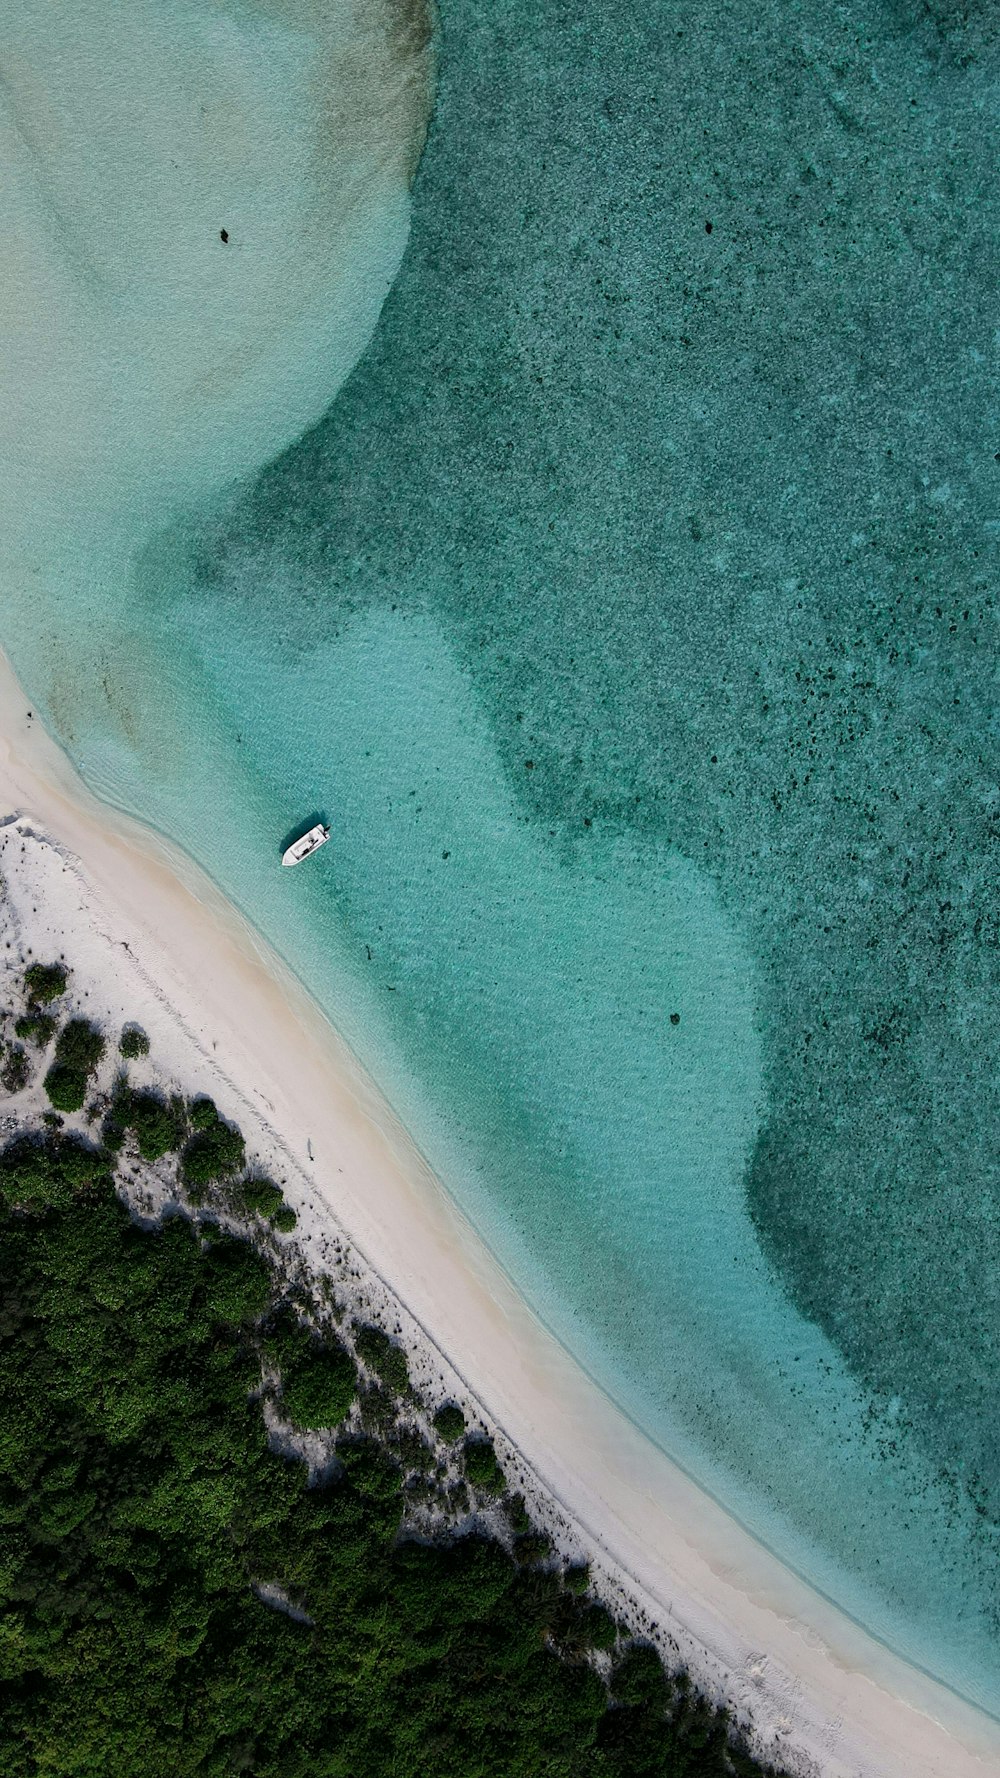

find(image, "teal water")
[3,0,1000,1712]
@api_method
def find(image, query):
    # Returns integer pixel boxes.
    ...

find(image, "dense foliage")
[355,1324,409,1397]
[119,1025,150,1060]
[462,1434,507,1496]
[0,1130,785,1778]
[14,1013,54,1050]
[121,1089,188,1162]
[181,1102,246,1192]
[237,1177,297,1232]
[434,1402,466,1444]
[0,1045,29,1093]
[266,1312,358,1432]
[43,1019,105,1113]
[22,963,68,1006]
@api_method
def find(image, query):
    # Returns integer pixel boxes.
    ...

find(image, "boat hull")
[282,824,330,867]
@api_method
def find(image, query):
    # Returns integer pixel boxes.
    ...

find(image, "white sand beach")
[0,644,997,1778]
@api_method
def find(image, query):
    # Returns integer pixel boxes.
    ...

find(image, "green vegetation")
[14,1012,55,1049]
[0,1121,786,1778]
[1,1043,29,1093]
[43,1018,106,1114]
[181,1101,245,1189]
[282,1344,356,1428]
[355,1323,410,1396]
[265,1310,358,1431]
[42,1065,87,1113]
[119,1024,150,1059]
[23,961,68,1004]
[434,1400,466,1443]
[188,1095,219,1131]
[240,1176,285,1218]
[235,1176,299,1232]
[53,1018,106,1073]
[122,1089,188,1162]
[464,1433,507,1496]
[508,1492,533,1534]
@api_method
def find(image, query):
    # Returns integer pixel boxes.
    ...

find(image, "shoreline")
[0,648,997,1778]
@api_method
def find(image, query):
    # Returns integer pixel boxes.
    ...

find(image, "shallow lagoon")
[2,0,999,1712]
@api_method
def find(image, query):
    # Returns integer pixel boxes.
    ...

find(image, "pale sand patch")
[0,645,996,1778]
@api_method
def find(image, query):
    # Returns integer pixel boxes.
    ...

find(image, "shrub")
[181,1118,245,1188]
[354,1325,409,1396]
[119,1025,150,1059]
[393,1426,434,1474]
[433,1402,466,1445]
[583,1602,618,1650]
[463,1435,505,1495]
[282,1342,358,1430]
[238,1177,284,1218]
[235,1177,296,1231]
[610,1644,671,1710]
[514,1532,552,1565]
[564,1562,590,1596]
[54,1019,105,1074]
[188,1096,218,1131]
[43,1020,105,1114]
[507,1493,532,1535]
[125,1091,186,1162]
[0,1131,108,1213]
[1,1045,29,1094]
[15,1012,55,1048]
[44,1062,87,1114]
[23,962,68,1004]
[358,1383,398,1436]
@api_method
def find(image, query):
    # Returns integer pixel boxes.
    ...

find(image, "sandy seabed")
[0,647,996,1778]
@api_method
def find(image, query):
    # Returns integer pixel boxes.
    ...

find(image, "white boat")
[282,823,330,867]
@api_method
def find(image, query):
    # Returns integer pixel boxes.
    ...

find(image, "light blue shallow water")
[2,0,1000,1714]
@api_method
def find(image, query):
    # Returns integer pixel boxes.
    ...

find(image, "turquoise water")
[3,0,1000,1712]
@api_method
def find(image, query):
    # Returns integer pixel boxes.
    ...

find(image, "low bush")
[515,1531,552,1565]
[463,1434,506,1495]
[119,1025,150,1059]
[507,1492,533,1534]
[188,1096,218,1131]
[15,1012,55,1048]
[238,1177,284,1218]
[43,1019,105,1114]
[433,1401,466,1444]
[1,1044,29,1094]
[23,961,68,1004]
[358,1382,399,1436]
[43,1062,87,1113]
[54,1018,105,1074]
[354,1324,409,1396]
[583,1601,618,1650]
[181,1115,245,1187]
[564,1561,591,1595]
[0,1130,109,1213]
[125,1090,187,1162]
[236,1178,296,1230]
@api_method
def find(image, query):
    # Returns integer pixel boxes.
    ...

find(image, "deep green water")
[2,0,999,1712]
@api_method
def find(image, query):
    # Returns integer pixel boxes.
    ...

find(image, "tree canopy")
[0,1128,786,1778]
